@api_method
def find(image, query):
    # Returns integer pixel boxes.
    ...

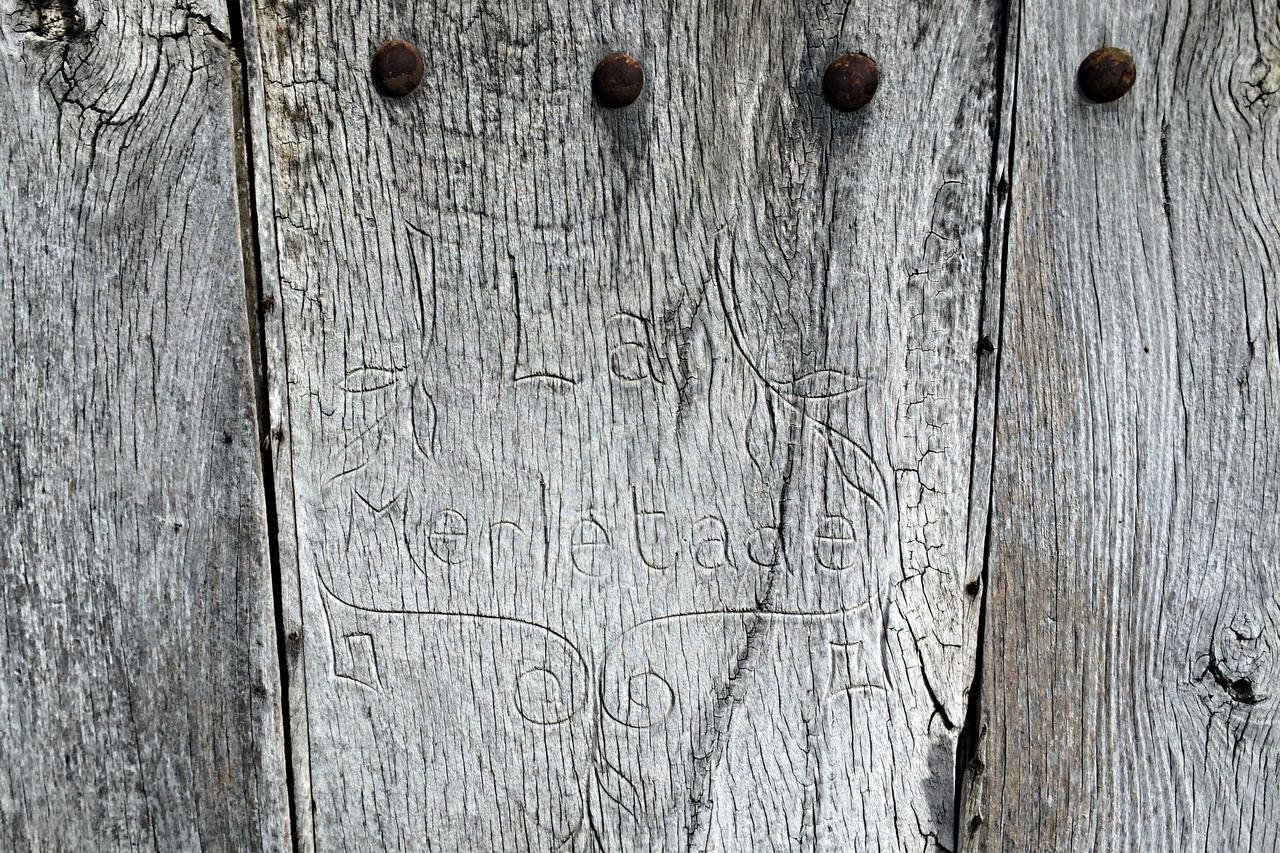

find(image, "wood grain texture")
[251,0,1003,849]
[236,0,316,844]
[965,0,1280,849]
[0,0,291,848]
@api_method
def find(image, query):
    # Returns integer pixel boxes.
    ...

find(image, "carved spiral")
[514,664,588,726]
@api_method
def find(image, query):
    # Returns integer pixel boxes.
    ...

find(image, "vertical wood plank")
[237,0,317,842]
[251,0,1004,848]
[968,1,1280,849]
[0,0,291,848]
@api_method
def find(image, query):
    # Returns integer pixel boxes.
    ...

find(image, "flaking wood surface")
[0,0,290,849]
[251,0,1001,848]
[965,0,1280,850]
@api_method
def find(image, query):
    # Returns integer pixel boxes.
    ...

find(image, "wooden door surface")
[0,0,289,849]
[967,2,1280,850]
[248,0,999,848]
[2,0,1276,849]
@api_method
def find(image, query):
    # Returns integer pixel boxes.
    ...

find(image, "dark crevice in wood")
[14,0,84,40]
[225,0,299,848]
[176,8,232,47]
[955,0,1021,849]
[1202,649,1266,706]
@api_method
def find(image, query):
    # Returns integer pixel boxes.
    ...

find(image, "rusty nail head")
[823,52,879,112]
[371,39,424,97]
[593,52,644,108]
[1077,47,1135,103]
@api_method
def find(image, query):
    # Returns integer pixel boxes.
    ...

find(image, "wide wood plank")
[0,0,291,848]
[965,1,1280,849]
[250,0,1003,848]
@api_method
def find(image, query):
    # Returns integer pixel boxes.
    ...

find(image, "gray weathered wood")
[963,1,1280,849]
[237,0,318,845]
[251,0,1003,848]
[0,0,292,848]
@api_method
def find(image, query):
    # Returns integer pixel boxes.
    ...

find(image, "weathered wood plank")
[251,0,1003,848]
[0,0,291,848]
[965,1,1280,849]
[236,0,317,843]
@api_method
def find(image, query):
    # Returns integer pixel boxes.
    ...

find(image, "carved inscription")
[814,515,860,571]
[614,670,675,728]
[632,488,677,570]
[569,516,611,577]
[406,500,873,580]
[606,313,657,382]
[826,638,885,698]
[692,516,731,572]
[411,379,437,457]
[427,509,468,564]
[317,576,590,725]
[745,526,781,567]
[336,632,380,690]
[316,289,897,849]
[514,662,584,725]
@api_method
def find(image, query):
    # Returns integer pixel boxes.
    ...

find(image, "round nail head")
[1077,47,1135,103]
[823,52,879,112]
[593,52,644,108]
[372,39,424,97]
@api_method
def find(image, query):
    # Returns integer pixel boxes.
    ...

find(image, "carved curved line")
[518,796,586,853]
[411,380,437,457]
[597,599,874,728]
[714,272,874,391]
[352,487,400,514]
[580,765,621,850]
[827,683,889,699]
[550,801,587,853]
[713,271,888,511]
[821,428,885,511]
[591,762,642,816]
[314,572,591,719]
[514,371,578,386]
[607,311,668,386]
[616,599,875,641]
[316,590,380,692]
[615,670,675,730]
[341,405,399,450]
[325,461,367,484]
[514,666,580,726]
[340,366,402,392]
[771,368,870,399]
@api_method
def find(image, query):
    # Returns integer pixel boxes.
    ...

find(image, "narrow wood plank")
[967,1,1280,849]
[251,0,1003,848]
[0,0,291,848]
[237,0,318,843]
